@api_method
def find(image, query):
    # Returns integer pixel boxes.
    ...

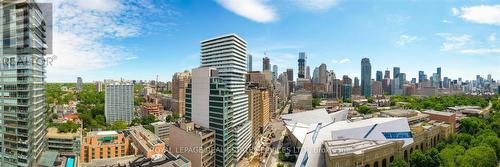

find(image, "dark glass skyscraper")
[376,71,382,81]
[298,52,306,78]
[361,58,372,96]
[262,57,270,71]
[384,69,390,79]
[393,67,400,79]
[418,71,425,83]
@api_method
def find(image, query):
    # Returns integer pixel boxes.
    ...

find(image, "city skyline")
[44,0,499,82]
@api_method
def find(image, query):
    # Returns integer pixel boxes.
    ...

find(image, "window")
[382,132,412,139]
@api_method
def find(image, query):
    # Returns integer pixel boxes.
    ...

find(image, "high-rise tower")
[188,34,252,166]
[0,1,47,166]
[262,57,270,71]
[361,58,372,96]
[298,52,306,78]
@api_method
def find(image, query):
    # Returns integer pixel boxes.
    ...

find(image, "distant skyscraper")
[95,81,104,92]
[0,1,47,165]
[312,67,320,83]
[272,65,278,80]
[105,81,134,123]
[432,73,439,88]
[376,71,383,81]
[194,34,252,166]
[384,69,390,79]
[247,54,252,72]
[342,75,352,100]
[306,66,311,79]
[77,77,83,91]
[393,67,400,79]
[436,67,442,88]
[411,78,416,84]
[418,71,425,83]
[361,58,372,96]
[399,73,406,88]
[298,52,306,78]
[354,77,360,87]
[319,63,328,84]
[287,69,294,93]
[263,57,270,71]
[443,77,449,88]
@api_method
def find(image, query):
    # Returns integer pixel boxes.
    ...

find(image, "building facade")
[105,81,134,123]
[361,58,372,96]
[151,121,171,142]
[0,1,47,166]
[172,71,191,117]
[128,126,166,158]
[80,131,133,163]
[169,121,215,167]
[298,52,306,79]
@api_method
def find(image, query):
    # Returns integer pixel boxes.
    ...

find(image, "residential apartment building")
[80,131,134,163]
[246,88,270,141]
[172,71,191,117]
[0,1,47,166]
[105,81,134,123]
[170,121,215,167]
[128,126,166,158]
[151,121,171,142]
[46,127,81,155]
[191,34,252,166]
[140,102,164,119]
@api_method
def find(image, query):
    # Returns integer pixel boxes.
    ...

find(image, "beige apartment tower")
[246,88,270,140]
[172,71,191,117]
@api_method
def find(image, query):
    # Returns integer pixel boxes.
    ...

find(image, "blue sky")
[46,0,500,82]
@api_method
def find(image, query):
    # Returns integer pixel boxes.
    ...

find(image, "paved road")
[480,101,493,115]
[264,103,288,167]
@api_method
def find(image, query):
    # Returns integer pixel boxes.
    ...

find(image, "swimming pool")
[66,157,75,167]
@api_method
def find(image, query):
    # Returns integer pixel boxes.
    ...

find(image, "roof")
[422,110,455,116]
[323,139,397,157]
[95,131,118,136]
[287,117,413,167]
[37,151,59,167]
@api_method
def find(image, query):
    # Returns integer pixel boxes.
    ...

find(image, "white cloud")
[436,33,472,51]
[48,0,175,80]
[455,5,500,25]
[488,33,496,42]
[460,48,500,54]
[339,58,350,64]
[396,35,419,47]
[331,58,350,64]
[125,56,138,60]
[294,0,338,10]
[451,7,460,16]
[442,20,452,24]
[216,0,277,23]
[76,0,122,12]
[386,15,411,25]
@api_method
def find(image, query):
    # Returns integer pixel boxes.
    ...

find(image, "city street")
[264,104,288,167]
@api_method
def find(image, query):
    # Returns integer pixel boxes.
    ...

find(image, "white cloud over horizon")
[331,58,350,64]
[460,48,500,55]
[396,35,420,47]
[436,33,472,51]
[216,0,277,23]
[47,0,175,80]
[454,5,500,25]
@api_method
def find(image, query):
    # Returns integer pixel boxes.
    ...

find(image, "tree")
[460,117,486,135]
[439,144,465,167]
[141,114,157,125]
[457,145,497,167]
[367,96,374,103]
[357,105,375,115]
[110,120,128,130]
[276,163,284,167]
[410,150,430,167]
[390,157,408,167]
[312,98,321,108]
